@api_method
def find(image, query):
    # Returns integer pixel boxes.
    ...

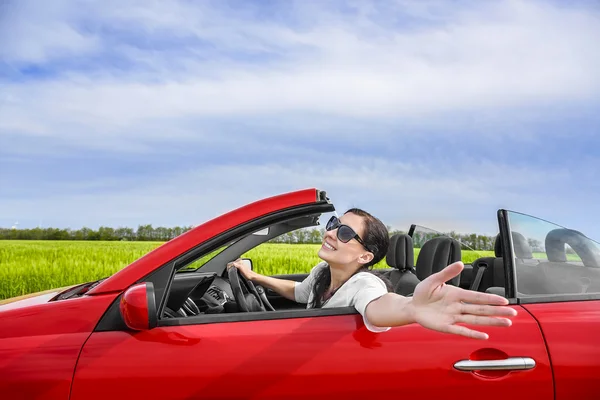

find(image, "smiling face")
[318,212,375,269]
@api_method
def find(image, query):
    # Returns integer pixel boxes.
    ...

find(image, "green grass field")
[0,241,494,300]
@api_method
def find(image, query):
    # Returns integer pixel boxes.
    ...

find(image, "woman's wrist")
[247,270,260,282]
[365,293,416,328]
[402,297,417,325]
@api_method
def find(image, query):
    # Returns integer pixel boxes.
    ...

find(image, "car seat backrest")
[376,234,420,296]
[471,234,508,292]
[386,233,414,271]
[491,232,531,293]
[473,258,505,295]
[470,256,496,291]
[493,257,505,288]
[495,232,533,259]
[415,236,462,286]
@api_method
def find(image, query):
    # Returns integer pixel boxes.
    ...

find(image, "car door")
[70,305,552,400]
[522,301,600,400]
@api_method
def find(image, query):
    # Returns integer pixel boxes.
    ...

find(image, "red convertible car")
[1,188,599,399]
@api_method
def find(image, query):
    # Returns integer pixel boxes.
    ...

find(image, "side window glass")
[178,228,271,272]
[240,227,324,276]
[506,211,600,296]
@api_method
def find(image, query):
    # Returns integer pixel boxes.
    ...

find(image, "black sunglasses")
[326,216,376,253]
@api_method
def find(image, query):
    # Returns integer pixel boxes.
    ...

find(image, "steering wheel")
[227,266,275,312]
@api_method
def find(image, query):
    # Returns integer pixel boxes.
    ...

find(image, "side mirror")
[120,282,158,331]
[240,258,253,271]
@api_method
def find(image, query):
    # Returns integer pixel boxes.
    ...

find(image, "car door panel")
[71,305,552,400]
[258,310,553,399]
[522,300,600,400]
[268,272,308,284]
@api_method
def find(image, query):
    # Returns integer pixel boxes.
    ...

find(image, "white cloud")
[1,0,599,151]
[0,0,100,64]
[1,1,599,239]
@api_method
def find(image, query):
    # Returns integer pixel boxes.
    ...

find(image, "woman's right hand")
[410,261,517,340]
[226,258,255,281]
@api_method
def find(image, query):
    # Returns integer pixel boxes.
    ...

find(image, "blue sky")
[1,0,600,238]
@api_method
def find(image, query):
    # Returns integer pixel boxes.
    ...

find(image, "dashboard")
[163,271,238,318]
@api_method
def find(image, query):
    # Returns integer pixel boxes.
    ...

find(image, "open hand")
[411,261,517,340]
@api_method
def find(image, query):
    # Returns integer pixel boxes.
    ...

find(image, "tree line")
[0,225,191,242]
[0,225,499,251]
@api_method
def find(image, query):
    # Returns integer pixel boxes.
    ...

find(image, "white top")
[294,262,391,333]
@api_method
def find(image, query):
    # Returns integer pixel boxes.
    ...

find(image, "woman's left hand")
[411,261,518,340]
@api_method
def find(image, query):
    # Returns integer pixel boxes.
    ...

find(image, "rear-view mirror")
[240,258,253,271]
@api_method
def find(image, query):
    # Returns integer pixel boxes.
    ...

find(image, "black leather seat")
[415,236,462,287]
[470,236,503,292]
[378,234,420,296]
[379,234,462,295]
[470,232,533,293]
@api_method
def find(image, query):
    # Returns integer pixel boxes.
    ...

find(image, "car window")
[240,226,324,276]
[506,211,600,297]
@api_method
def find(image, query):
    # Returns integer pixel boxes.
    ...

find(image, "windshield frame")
[498,209,517,299]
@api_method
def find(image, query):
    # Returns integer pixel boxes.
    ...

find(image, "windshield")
[506,211,600,295]
[177,239,239,272]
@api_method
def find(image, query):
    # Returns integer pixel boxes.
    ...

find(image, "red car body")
[1,188,599,399]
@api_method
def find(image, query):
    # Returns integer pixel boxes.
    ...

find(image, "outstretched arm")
[365,261,517,340]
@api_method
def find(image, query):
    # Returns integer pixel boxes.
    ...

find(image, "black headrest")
[494,235,502,257]
[415,237,461,285]
[494,232,533,259]
[546,228,600,267]
[386,234,414,271]
[546,229,574,261]
[512,232,533,259]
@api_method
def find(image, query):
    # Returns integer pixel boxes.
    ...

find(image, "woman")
[228,208,516,340]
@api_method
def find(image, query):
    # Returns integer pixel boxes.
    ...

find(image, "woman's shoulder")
[311,261,328,271]
[349,270,389,290]
[307,261,329,276]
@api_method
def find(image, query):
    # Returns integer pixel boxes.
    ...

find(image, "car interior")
[159,213,478,320]
[159,208,600,321]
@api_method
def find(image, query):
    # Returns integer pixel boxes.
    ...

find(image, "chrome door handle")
[454,357,536,371]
